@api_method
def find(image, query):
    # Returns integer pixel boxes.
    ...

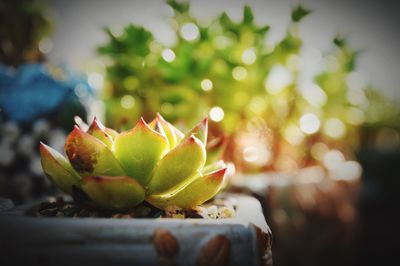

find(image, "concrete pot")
[0,193,272,266]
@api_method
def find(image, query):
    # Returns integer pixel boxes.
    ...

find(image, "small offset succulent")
[39,114,227,211]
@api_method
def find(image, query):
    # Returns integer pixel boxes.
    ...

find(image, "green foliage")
[291,5,312,22]
[97,1,305,132]
[95,0,398,171]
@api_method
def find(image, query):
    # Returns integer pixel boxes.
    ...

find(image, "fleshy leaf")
[40,142,81,194]
[147,168,227,209]
[147,135,206,195]
[149,113,183,149]
[181,117,208,145]
[65,126,126,177]
[201,160,226,175]
[156,113,184,148]
[206,135,227,164]
[82,175,145,210]
[173,126,184,143]
[149,118,169,145]
[113,117,169,186]
[87,117,114,149]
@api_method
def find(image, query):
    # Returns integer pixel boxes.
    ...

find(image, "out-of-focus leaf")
[167,0,189,14]
[243,5,254,24]
[256,25,270,35]
[291,5,311,22]
[333,35,346,48]
[220,12,233,29]
[206,135,227,164]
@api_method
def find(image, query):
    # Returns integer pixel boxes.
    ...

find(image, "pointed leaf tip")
[88,116,105,130]
[152,113,182,149]
[182,118,208,145]
[200,116,208,127]
[206,168,227,183]
[138,116,147,127]
[243,5,254,24]
[87,117,113,148]
[156,112,165,121]
[188,135,196,142]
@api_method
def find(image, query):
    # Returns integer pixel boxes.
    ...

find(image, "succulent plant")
[39,114,227,211]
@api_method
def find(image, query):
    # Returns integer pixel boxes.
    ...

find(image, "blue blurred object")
[0,63,92,123]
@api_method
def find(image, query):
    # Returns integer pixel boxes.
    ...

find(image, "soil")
[35,195,237,219]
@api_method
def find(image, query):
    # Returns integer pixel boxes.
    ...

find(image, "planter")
[0,193,272,266]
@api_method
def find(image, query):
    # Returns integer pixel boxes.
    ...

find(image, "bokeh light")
[323,149,345,170]
[323,118,346,139]
[299,113,320,134]
[87,72,104,90]
[120,95,135,109]
[242,47,256,65]
[162,48,176,62]
[232,66,247,81]
[180,22,199,41]
[200,79,213,91]
[209,106,224,122]
[264,65,293,95]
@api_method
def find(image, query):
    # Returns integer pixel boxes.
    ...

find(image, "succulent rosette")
[39,114,227,211]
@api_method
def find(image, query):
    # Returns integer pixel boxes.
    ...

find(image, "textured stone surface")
[0,193,272,266]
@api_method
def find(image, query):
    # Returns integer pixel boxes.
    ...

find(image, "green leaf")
[172,126,185,143]
[256,25,270,35]
[167,0,189,14]
[40,143,81,194]
[65,126,126,177]
[206,135,227,164]
[201,160,226,175]
[333,35,346,48]
[87,117,114,149]
[149,113,181,149]
[181,117,208,145]
[113,117,169,186]
[104,127,119,140]
[82,175,145,210]
[291,5,311,22]
[243,5,254,24]
[147,135,206,195]
[147,168,227,209]
[219,12,233,28]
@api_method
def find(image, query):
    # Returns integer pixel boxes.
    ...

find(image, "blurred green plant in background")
[96,0,399,173]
